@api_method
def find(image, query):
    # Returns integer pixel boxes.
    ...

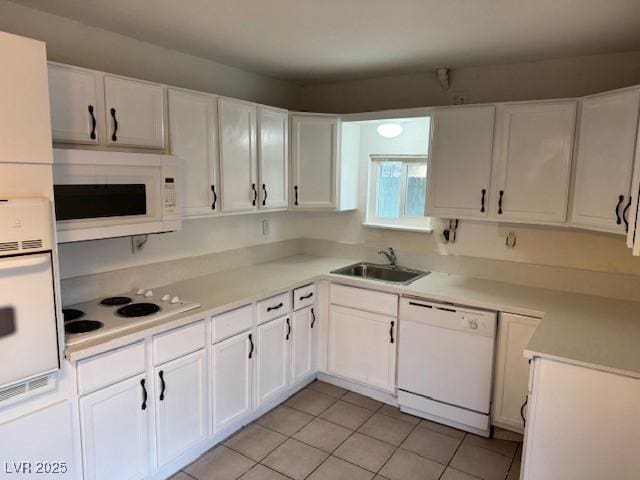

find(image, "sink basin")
[330,262,429,285]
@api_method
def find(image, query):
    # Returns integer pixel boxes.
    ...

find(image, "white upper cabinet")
[48,63,101,145]
[490,101,577,223]
[258,106,288,210]
[168,88,219,217]
[427,105,496,219]
[218,97,258,212]
[290,114,339,209]
[104,75,165,149]
[0,32,52,164]
[571,89,640,233]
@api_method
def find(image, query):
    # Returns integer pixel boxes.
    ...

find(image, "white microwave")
[53,149,181,243]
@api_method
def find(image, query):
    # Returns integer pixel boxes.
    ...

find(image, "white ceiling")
[15,0,640,83]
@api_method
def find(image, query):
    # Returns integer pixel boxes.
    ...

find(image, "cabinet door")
[258,106,288,209]
[523,359,640,480]
[327,304,396,392]
[104,75,165,148]
[492,313,540,433]
[290,115,338,209]
[212,331,253,432]
[168,88,219,217]
[291,306,316,384]
[79,374,150,480]
[0,32,52,164]
[492,101,576,223]
[427,105,495,218]
[256,316,289,407]
[155,350,207,467]
[571,89,640,233]
[218,97,258,212]
[48,63,100,145]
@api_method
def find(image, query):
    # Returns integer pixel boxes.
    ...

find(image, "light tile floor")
[174,381,522,480]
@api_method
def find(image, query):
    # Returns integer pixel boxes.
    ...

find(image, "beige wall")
[0,1,300,108]
[299,52,640,113]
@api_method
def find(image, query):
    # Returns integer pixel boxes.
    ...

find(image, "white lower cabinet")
[523,358,640,480]
[492,312,540,432]
[155,349,207,466]
[256,315,289,407]
[212,330,254,432]
[327,304,396,392]
[291,306,315,384]
[79,373,151,480]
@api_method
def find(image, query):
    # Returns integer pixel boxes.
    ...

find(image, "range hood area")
[52,149,181,243]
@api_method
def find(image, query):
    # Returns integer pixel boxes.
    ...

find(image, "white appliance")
[398,297,497,437]
[52,148,180,242]
[63,288,200,346]
[0,198,60,390]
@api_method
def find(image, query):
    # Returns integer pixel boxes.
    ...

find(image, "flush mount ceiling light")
[377,123,403,138]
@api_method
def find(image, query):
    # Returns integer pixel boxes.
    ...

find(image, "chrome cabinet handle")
[110,108,118,142]
[88,105,97,140]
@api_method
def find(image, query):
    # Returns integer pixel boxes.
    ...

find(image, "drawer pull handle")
[408,301,432,309]
[248,333,254,359]
[110,108,118,142]
[389,321,395,344]
[140,379,148,410]
[267,302,283,312]
[88,105,97,140]
[437,306,456,313]
[286,317,291,340]
[159,370,166,401]
[310,307,316,328]
[299,292,314,301]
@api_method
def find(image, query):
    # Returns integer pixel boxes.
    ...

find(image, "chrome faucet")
[377,247,397,267]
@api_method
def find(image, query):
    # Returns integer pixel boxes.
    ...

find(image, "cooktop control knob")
[136,288,145,295]
[145,290,154,298]
[170,296,180,304]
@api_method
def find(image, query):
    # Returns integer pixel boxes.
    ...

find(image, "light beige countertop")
[65,255,640,379]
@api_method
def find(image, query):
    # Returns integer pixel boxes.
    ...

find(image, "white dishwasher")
[398,297,497,437]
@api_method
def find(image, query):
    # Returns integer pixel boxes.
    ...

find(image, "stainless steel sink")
[330,262,429,285]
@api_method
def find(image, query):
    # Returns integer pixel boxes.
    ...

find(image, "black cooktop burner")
[116,302,161,318]
[65,320,104,334]
[100,296,133,306]
[62,308,85,322]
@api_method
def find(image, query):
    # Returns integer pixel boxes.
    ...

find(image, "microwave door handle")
[0,254,49,271]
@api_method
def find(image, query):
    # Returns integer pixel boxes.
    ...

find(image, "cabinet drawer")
[330,283,398,317]
[77,341,145,395]
[293,284,316,311]
[257,292,291,325]
[212,304,253,343]
[153,320,206,365]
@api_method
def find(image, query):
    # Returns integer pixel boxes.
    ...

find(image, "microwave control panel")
[163,177,177,216]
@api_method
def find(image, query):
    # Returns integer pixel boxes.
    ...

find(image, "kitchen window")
[366,155,431,231]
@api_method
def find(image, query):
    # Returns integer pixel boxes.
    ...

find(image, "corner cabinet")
[218,97,259,213]
[290,114,339,210]
[258,106,289,210]
[492,312,540,433]
[570,88,640,234]
[427,105,496,219]
[79,374,151,480]
[104,75,166,149]
[168,88,219,217]
[490,101,577,223]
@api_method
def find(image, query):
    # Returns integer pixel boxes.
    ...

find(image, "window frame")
[366,154,432,231]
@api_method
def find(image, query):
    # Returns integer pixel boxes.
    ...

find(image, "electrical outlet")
[262,219,269,236]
